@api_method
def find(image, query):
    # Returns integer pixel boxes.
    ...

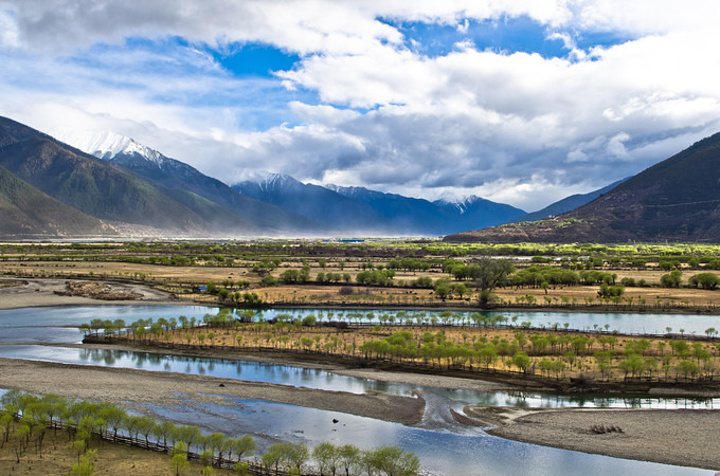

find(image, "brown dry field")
[0,430,235,476]
[4,259,720,309]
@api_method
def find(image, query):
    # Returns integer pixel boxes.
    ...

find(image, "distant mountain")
[233,174,388,232]
[445,131,720,243]
[510,178,627,223]
[0,164,115,238]
[237,176,527,235]
[330,185,526,234]
[434,194,529,229]
[58,131,318,234]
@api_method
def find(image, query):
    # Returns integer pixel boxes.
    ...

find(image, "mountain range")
[0,117,315,238]
[0,163,114,237]
[4,114,692,241]
[0,116,531,238]
[232,176,527,235]
[445,131,720,243]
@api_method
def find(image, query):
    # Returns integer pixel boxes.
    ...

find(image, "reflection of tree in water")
[103,351,116,365]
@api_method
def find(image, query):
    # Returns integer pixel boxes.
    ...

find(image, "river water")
[0,304,716,475]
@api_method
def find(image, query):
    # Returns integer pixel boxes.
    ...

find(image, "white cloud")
[607,132,630,158]
[566,149,588,163]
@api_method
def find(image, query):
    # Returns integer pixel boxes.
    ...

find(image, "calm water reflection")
[0,305,214,343]
[2,305,720,342]
[0,344,716,411]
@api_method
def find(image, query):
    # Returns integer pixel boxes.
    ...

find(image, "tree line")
[0,390,421,475]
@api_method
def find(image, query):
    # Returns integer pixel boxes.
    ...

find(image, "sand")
[484,406,720,471]
[0,278,179,309]
[334,368,511,392]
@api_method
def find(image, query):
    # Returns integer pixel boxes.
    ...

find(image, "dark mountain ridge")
[105,151,318,233]
[511,178,627,223]
[0,124,210,233]
[233,177,527,236]
[233,175,387,232]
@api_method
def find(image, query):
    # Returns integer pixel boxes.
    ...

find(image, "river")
[0,304,716,475]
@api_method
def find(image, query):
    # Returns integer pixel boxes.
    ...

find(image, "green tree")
[689,272,720,290]
[232,434,256,460]
[470,256,514,306]
[512,352,531,375]
[364,446,420,476]
[434,279,452,300]
[338,444,361,476]
[677,359,701,379]
[660,270,682,288]
[171,453,190,476]
[618,354,645,378]
[282,441,310,471]
[453,282,469,298]
[313,442,339,476]
[234,461,250,475]
[70,450,97,476]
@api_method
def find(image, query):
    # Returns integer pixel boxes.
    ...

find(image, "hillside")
[0,117,223,234]
[0,165,115,238]
[445,132,720,243]
[510,178,626,223]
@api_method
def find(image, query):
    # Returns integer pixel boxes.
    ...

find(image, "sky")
[2,1,720,212]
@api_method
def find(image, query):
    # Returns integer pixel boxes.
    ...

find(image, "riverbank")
[0,358,424,426]
[483,406,720,471]
[0,278,179,309]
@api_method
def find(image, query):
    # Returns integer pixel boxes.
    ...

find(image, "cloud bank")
[2,0,720,210]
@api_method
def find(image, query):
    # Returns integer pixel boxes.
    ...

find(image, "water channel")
[0,304,717,475]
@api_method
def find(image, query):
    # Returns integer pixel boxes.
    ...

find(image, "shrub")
[688,272,720,290]
[660,271,682,288]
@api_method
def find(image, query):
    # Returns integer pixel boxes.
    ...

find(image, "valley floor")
[2,279,720,472]
[0,347,719,471]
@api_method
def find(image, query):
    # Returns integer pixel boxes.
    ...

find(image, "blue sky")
[2,1,720,211]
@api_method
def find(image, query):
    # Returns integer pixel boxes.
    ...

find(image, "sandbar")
[484,406,720,471]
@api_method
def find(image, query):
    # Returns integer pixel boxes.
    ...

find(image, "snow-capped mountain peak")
[435,193,482,214]
[263,172,297,186]
[54,129,166,167]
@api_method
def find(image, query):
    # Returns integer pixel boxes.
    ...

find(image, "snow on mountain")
[258,172,300,190]
[434,193,478,214]
[53,129,166,167]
